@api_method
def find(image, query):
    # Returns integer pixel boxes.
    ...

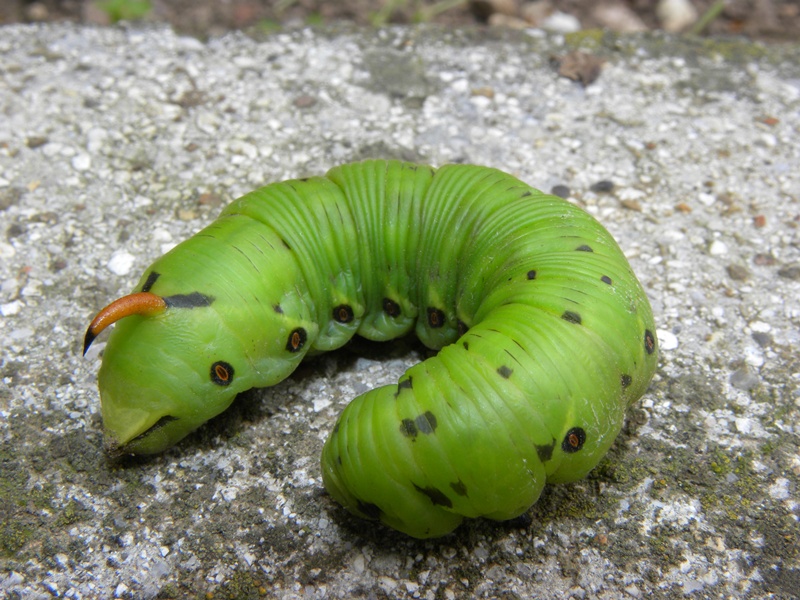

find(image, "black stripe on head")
[141,271,160,292]
[164,292,215,308]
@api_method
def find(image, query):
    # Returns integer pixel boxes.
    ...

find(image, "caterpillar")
[84,159,657,538]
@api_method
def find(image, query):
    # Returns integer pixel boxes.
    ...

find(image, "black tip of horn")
[83,328,96,356]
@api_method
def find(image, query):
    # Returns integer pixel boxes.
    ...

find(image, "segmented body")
[89,160,656,538]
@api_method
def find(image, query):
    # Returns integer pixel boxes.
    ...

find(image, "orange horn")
[83,292,167,355]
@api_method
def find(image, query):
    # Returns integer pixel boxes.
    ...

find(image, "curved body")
[88,160,657,538]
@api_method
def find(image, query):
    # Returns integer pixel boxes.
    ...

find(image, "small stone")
[26,136,48,148]
[708,240,728,256]
[777,265,800,280]
[590,180,615,193]
[759,133,777,148]
[751,332,771,347]
[26,2,49,21]
[521,0,553,25]
[656,329,678,350]
[768,478,790,501]
[726,264,749,280]
[293,95,317,108]
[657,0,698,33]
[8,327,33,341]
[1,300,23,316]
[229,139,257,159]
[551,184,570,198]
[621,199,642,211]
[730,367,760,391]
[72,153,92,171]
[553,50,605,86]
[541,11,581,33]
[471,86,495,99]
[753,253,776,266]
[3,572,24,587]
[698,192,716,206]
[592,3,647,33]
[744,345,764,368]
[107,251,136,276]
[470,0,519,19]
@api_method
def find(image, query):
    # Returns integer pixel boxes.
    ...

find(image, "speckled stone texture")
[0,23,798,599]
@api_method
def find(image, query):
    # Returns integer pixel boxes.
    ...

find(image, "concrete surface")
[1,22,799,599]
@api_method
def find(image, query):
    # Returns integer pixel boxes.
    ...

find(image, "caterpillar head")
[84,292,251,456]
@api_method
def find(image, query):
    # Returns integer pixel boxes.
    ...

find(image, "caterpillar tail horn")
[83,292,167,355]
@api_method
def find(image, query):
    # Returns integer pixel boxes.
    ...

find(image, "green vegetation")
[95,0,152,24]
[370,0,468,26]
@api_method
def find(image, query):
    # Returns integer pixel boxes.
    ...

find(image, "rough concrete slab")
[1,22,799,599]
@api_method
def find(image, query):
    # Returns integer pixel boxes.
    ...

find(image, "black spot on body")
[400,419,417,438]
[621,374,632,388]
[210,361,234,386]
[415,411,437,434]
[527,270,537,280]
[562,311,582,325]
[450,480,468,496]
[141,271,160,292]
[462,341,469,351]
[497,365,513,379]
[383,298,401,318]
[535,439,556,462]
[644,329,656,355]
[457,320,469,337]
[273,304,283,314]
[394,377,413,398]
[281,239,292,251]
[576,244,594,252]
[286,328,307,352]
[427,307,445,328]
[601,275,612,285]
[356,500,382,520]
[333,304,354,323]
[164,292,214,309]
[562,427,586,453]
[413,484,452,508]
[520,191,532,198]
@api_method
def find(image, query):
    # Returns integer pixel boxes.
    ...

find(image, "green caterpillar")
[84,160,657,538]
